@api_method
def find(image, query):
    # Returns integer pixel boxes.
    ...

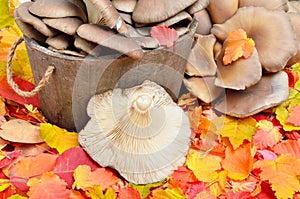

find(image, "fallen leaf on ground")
[286,105,300,126]
[150,26,178,48]
[272,139,300,159]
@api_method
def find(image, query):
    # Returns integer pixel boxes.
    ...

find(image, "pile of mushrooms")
[79,80,191,184]
[184,0,300,117]
[14,0,206,61]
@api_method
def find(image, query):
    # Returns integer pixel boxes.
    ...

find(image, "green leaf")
[129,181,163,198]
[275,98,300,131]
[215,116,257,149]
[40,123,79,154]
[0,0,14,29]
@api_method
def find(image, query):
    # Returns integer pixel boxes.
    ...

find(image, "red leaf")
[150,26,179,48]
[187,182,207,199]
[117,186,142,199]
[272,139,300,159]
[286,105,300,126]
[0,150,22,169]
[0,76,40,107]
[53,147,100,188]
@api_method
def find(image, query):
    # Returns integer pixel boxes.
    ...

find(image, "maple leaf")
[40,123,79,154]
[254,154,300,199]
[117,186,142,199]
[0,119,43,143]
[253,120,283,149]
[286,105,300,126]
[222,143,254,180]
[72,165,120,191]
[215,116,257,150]
[53,146,100,188]
[27,172,70,199]
[151,188,187,199]
[150,25,179,48]
[223,29,255,65]
[9,153,58,191]
[272,139,300,159]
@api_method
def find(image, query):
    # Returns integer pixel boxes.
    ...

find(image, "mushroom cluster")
[14,0,205,61]
[184,0,300,117]
[79,80,191,184]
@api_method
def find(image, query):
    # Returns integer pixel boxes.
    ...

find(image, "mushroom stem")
[85,0,128,34]
[132,94,153,113]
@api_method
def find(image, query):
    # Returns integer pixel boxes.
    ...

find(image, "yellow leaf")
[86,186,117,199]
[151,188,187,199]
[254,154,300,199]
[186,150,221,182]
[215,116,257,149]
[40,123,79,154]
[7,194,28,199]
[209,170,227,197]
[223,29,255,65]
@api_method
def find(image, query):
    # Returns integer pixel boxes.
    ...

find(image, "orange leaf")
[222,143,254,180]
[150,26,179,48]
[272,139,300,159]
[27,172,70,199]
[9,153,58,191]
[223,29,255,65]
[286,105,300,126]
[253,120,283,149]
[254,154,300,199]
[72,165,120,191]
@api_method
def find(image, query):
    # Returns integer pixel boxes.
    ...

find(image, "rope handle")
[6,37,55,97]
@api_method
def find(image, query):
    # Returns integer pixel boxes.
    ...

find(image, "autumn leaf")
[27,172,70,199]
[0,119,43,143]
[0,150,21,169]
[117,186,142,199]
[0,0,14,29]
[256,150,277,161]
[85,186,117,199]
[53,146,100,188]
[286,105,300,126]
[254,154,300,199]
[223,29,255,65]
[272,139,300,159]
[151,188,187,199]
[150,26,179,48]
[14,142,50,156]
[215,116,257,149]
[222,143,254,180]
[230,180,257,193]
[7,194,28,199]
[129,181,163,198]
[72,165,120,191]
[40,123,79,154]
[253,120,283,149]
[209,170,227,197]
[275,98,300,131]
[69,190,85,199]
[9,153,58,191]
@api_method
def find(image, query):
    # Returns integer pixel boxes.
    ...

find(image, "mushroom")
[206,0,238,24]
[239,0,289,12]
[287,1,300,13]
[193,9,212,35]
[132,0,198,24]
[45,34,74,50]
[211,6,298,73]
[185,34,217,77]
[214,41,262,90]
[76,24,143,61]
[43,17,83,35]
[79,80,191,184]
[112,0,137,13]
[157,11,193,27]
[184,76,224,103]
[187,0,210,14]
[287,12,300,66]
[214,71,289,117]
[28,0,87,23]
[74,36,102,57]
[15,2,58,37]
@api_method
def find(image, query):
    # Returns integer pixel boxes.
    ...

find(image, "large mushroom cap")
[112,0,137,13]
[187,0,210,14]
[79,80,191,184]
[43,17,83,35]
[132,0,198,24]
[214,71,289,117]
[239,0,289,11]
[207,0,238,24]
[211,6,298,73]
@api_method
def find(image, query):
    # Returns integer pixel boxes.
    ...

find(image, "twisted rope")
[6,37,55,97]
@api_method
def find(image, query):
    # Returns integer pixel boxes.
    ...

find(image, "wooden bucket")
[25,21,197,131]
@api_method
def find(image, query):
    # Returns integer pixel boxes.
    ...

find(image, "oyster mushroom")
[193,9,212,35]
[79,80,191,184]
[132,0,198,24]
[157,11,193,27]
[74,36,102,57]
[239,0,289,11]
[211,6,298,72]
[287,1,300,13]
[287,12,300,67]
[207,0,238,24]
[43,17,83,35]
[187,0,210,14]
[214,71,289,117]
[45,34,74,50]
[112,0,137,13]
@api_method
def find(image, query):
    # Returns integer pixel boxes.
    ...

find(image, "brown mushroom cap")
[184,76,224,103]
[16,2,57,37]
[193,9,212,35]
[29,0,87,23]
[112,0,137,13]
[74,36,102,57]
[211,6,298,72]
[157,11,193,27]
[287,12,300,67]
[43,17,83,35]
[79,80,191,184]
[77,24,143,61]
[214,71,289,117]
[185,34,217,77]
[214,43,262,90]
[239,0,289,11]
[207,0,238,24]
[45,34,74,50]
[132,0,198,23]
[187,0,210,14]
